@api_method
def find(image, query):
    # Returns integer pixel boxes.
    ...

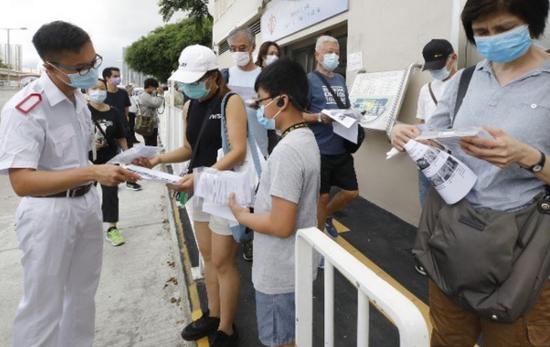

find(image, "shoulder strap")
[220,92,262,177]
[187,99,218,172]
[427,82,438,105]
[452,66,476,127]
[92,117,108,139]
[221,68,230,84]
[313,70,350,109]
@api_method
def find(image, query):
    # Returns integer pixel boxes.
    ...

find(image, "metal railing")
[295,227,429,347]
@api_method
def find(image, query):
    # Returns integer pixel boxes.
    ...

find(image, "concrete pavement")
[0,101,193,346]
[0,177,194,346]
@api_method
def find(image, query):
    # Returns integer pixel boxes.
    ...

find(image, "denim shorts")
[255,290,295,346]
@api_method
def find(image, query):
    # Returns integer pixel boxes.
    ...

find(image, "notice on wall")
[347,52,363,72]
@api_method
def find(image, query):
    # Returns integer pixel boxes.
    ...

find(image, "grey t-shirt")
[252,127,321,295]
[428,58,550,211]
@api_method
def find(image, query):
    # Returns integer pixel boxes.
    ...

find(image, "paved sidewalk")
[0,176,193,346]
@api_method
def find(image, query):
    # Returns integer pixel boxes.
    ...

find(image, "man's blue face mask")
[474,25,532,64]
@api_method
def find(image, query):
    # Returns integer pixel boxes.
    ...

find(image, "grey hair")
[315,35,338,52]
[227,26,255,45]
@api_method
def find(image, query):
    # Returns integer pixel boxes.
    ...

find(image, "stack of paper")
[321,109,363,144]
[108,146,160,164]
[123,164,182,184]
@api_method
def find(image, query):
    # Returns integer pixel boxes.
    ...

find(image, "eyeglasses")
[50,54,103,76]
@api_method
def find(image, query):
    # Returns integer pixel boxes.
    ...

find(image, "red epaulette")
[15,93,42,115]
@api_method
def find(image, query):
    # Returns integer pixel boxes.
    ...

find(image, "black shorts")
[320,153,358,194]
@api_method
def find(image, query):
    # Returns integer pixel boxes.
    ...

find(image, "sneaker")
[242,240,253,262]
[126,182,142,191]
[325,217,339,238]
[211,327,238,347]
[106,227,125,246]
[414,264,427,276]
[181,310,220,341]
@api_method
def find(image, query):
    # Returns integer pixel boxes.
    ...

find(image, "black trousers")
[144,127,158,146]
[101,184,119,223]
[128,112,138,144]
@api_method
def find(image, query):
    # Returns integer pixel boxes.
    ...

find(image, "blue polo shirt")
[307,71,349,155]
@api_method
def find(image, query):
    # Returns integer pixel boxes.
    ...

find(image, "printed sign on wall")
[261,0,349,42]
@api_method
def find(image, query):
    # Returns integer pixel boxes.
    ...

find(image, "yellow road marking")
[172,196,209,347]
[332,218,350,234]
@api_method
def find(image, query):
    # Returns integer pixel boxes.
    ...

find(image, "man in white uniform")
[0,21,139,347]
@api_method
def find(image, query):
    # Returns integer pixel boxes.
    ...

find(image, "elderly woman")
[391,0,550,345]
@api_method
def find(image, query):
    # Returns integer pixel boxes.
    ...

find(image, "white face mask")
[232,51,251,67]
[264,54,279,66]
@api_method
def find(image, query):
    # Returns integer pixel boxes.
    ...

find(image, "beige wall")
[347,0,462,225]
[212,0,262,45]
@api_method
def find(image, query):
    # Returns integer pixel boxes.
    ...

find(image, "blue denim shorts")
[255,290,295,346]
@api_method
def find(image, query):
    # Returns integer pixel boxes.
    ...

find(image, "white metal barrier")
[158,90,187,175]
[295,227,429,347]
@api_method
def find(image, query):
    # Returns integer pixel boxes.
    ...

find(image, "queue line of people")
[1,0,550,346]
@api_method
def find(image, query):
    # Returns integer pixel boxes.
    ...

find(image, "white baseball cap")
[169,44,219,84]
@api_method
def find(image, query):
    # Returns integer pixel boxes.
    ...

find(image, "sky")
[0,0,185,71]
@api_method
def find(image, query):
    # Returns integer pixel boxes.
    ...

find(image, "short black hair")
[144,78,159,89]
[32,21,91,60]
[254,58,309,112]
[102,67,120,79]
[462,0,549,43]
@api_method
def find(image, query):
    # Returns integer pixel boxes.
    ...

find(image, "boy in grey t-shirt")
[229,58,320,347]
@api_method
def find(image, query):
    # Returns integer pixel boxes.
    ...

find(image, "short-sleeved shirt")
[416,78,451,122]
[307,71,349,155]
[427,58,550,211]
[105,88,131,117]
[88,105,125,164]
[0,73,94,176]
[252,127,321,295]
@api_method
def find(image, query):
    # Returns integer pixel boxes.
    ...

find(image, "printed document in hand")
[404,140,477,204]
[415,127,492,141]
[123,164,182,184]
[108,146,160,164]
[321,109,362,128]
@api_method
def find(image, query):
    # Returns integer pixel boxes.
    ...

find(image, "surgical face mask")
[264,54,279,66]
[322,53,339,71]
[232,51,251,67]
[256,97,282,130]
[430,66,451,81]
[50,63,99,89]
[181,81,210,100]
[474,25,532,64]
[88,89,107,103]
[111,76,121,86]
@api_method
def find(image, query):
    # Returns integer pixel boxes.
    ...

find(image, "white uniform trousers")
[13,189,103,347]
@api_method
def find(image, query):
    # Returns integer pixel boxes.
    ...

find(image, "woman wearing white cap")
[135,45,247,346]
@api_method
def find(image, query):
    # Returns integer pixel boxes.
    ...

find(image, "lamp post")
[1,27,27,87]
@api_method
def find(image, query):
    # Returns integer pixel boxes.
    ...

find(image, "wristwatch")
[524,149,546,173]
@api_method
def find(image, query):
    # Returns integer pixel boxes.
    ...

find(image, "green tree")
[0,58,7,69]
[124,18,212,82]
[158,0,212,23]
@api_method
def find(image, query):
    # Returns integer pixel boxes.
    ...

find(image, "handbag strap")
[452,66,476,127]
[428,82,438,106]
[313,70,351,109]
[220,92,263,178]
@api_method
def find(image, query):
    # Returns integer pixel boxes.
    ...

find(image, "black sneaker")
[180,310,220,341]
[242,240,253,262]
[211,327,239,347]
[126,182,142,191]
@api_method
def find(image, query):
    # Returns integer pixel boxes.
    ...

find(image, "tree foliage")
[158,0,211,23]
[124,18,212,82]
[0,58,7,69]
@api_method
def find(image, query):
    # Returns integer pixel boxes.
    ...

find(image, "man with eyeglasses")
[0,21,140,347]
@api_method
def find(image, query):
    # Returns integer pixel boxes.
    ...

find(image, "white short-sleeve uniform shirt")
[0,73,94,175]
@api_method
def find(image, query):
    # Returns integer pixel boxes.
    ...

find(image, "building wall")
[211,0,548,225]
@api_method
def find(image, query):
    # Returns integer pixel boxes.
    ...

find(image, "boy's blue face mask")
[50,63,99,89]
[430,66,451,81]
[474,25,532,64]
[256,97,282,130]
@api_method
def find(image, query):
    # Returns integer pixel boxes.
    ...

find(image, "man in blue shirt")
[303,35,359,237]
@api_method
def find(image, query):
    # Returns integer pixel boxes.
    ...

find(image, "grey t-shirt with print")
[252,127,321,295]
